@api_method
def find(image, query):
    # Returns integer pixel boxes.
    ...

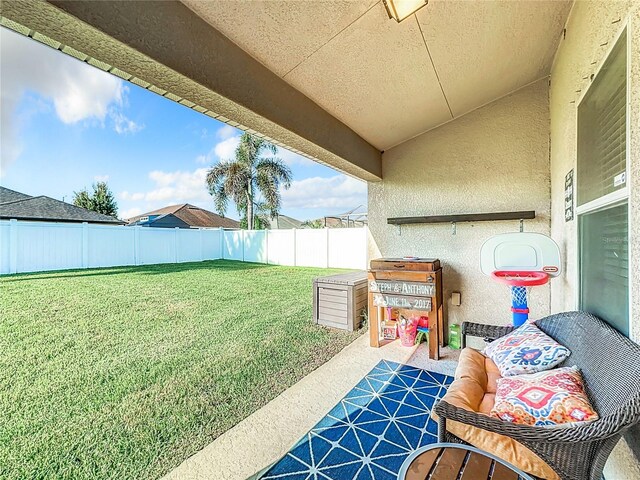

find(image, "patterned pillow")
[483,322,570,377]
[490,366,599,427]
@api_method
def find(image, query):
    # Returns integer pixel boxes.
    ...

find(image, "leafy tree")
[239,201,271,229]
[302,219,324,229]
[239,214,269,230]
[72,182,118,217]
[91,182,118,217]
[206,133,292,230]
[73,189,93,210]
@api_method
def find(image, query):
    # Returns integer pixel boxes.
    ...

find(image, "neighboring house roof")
[128,213,192,229]
[0,186,32,204]
[269,214,303,229]
[0,186,124,224]
[127,204,240,228]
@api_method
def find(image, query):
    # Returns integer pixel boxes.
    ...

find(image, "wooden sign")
[373,294,431,311]
[565,169,574,222]
[369,280,435,297]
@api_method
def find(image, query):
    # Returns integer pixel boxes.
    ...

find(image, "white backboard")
[480,232,561,277]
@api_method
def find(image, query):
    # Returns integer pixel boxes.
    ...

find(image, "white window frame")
[574,21,632,325]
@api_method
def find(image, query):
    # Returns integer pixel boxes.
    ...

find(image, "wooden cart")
[368,258,444,360]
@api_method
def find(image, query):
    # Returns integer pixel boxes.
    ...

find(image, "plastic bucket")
[398,320,418,347]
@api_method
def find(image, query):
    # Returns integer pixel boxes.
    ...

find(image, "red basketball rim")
[491,270,549,287]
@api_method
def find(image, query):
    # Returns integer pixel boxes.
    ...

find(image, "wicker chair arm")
[461,322,515,342]
[434,399,621,444]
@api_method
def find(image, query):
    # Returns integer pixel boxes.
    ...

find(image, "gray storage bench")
[313,271,367,331]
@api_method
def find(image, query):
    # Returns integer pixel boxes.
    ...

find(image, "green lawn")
[0,260,363,479]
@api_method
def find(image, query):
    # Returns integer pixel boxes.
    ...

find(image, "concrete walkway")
[163,335,460,480]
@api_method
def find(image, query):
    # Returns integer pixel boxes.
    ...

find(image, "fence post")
[200,228,204,261]
[81,222,89,268]
[325,227,330,268]
[174,227,179,263]
[134,226,141,265]
[219,228,224,260]
[265,229,269,264]
[9,219,18,274]
[292,228,297,267]
[241,229,245,262]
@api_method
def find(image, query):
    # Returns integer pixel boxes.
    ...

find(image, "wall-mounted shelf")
[387,210,536,226]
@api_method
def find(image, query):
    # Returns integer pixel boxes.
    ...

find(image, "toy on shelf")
[415,327,430,345]
[381,320,398,340]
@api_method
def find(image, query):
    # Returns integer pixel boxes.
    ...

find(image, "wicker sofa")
[433,311,640,480]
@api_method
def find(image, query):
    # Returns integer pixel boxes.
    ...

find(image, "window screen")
[577,30,627,206]
[579,202,628,336]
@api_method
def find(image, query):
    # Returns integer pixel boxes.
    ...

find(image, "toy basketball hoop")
[481,233,561,327]
[492,270,549,326]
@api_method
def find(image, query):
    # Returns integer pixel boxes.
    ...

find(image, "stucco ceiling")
[182,0,572,151]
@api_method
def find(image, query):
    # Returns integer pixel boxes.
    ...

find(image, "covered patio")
[163,336,460,480]
[2,1,639,479]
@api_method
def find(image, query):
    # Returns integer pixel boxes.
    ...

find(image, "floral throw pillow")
[483,322,570,377]
[490,366,599,427]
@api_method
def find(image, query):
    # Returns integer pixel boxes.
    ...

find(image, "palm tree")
[206,133,292,230]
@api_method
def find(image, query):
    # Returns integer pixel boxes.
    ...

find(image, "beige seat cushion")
[454,346,501,393]
[433,348,560,480]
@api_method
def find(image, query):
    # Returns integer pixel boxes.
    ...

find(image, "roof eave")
[0,216,124,225]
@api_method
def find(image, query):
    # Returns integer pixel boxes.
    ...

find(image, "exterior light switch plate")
[452,292,462,306]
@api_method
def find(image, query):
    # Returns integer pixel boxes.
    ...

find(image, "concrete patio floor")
[163,335,460,480]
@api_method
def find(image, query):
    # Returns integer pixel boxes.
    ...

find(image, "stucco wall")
[549,3,640,477]
[368,79,551,331]
[549,1,640,343]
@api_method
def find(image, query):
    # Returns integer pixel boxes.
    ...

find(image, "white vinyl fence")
[0,219,367,274]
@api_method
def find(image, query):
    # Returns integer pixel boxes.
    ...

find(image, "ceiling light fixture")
[383,0,428,23]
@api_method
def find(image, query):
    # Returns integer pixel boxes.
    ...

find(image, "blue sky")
[0,27,366,221]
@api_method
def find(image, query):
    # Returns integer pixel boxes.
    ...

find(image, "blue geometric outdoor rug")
[259,360,454,480]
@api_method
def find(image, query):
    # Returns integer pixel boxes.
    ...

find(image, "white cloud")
[282,175,366,210]
[44,69,123,126]
[194,134,240,165]
[195,133,315,168]
[119,169,364,220]
[214,135,241,161]
[216,124,238,140]
[111,111,143,134]
[120,191,145,201]
[0,28,139,170]
[120,207,143,220]
[94,174,110,182]
[120,168,211,205]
